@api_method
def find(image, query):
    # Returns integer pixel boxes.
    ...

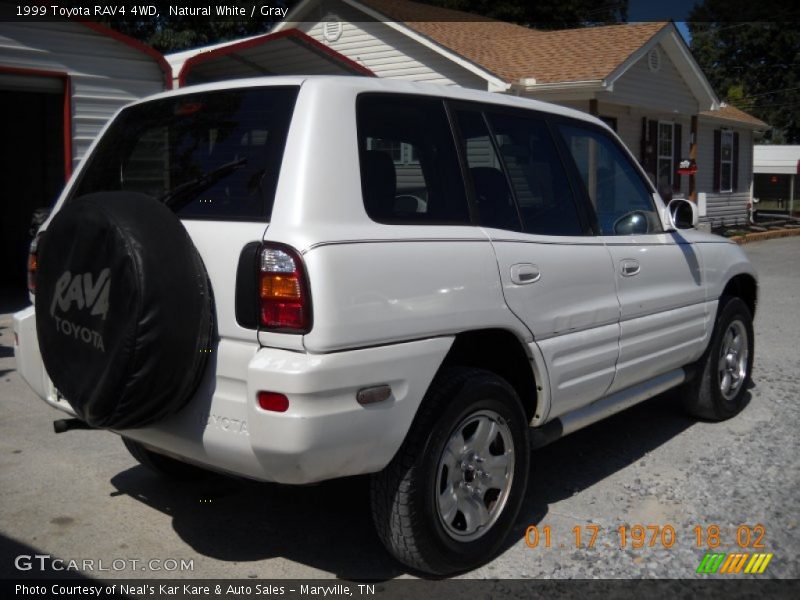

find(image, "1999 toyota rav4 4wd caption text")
[13,76,757,576]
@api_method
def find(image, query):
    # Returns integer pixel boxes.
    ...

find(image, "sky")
[676,22,691,44]
[627,0,698,22]
[625,0,695,44]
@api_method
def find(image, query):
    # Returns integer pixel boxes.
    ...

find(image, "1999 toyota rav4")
[13,77,756,575]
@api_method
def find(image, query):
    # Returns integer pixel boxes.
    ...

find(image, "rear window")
[71,87,299,220]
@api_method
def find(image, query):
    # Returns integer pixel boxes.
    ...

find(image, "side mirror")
[613,211,650,235]
[667,198,698,230]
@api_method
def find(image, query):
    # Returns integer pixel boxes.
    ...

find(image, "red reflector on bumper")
[257,391,289,413]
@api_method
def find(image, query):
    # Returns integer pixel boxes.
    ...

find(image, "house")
[0,21,170,291]
[171,0,768,229]
[753,145,800,216]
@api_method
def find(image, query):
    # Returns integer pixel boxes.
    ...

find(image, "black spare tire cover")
[35,192,213,429]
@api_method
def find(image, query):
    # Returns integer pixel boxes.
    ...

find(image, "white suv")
[13,76,757,575]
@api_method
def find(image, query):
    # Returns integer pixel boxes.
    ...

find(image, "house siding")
[697,123,753,226]
[611,43,699,116]
[0,22,165,169]
[299,7,488,89]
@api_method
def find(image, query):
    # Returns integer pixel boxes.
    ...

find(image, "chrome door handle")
[620,259,640,277]
[510,263,540,285]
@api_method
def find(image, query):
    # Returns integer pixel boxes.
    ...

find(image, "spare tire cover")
[35,192,213,429]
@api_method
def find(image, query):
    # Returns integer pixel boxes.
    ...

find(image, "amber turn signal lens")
[260,274,301,300]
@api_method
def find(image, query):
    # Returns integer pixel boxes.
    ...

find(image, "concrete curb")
[731,228,800,245]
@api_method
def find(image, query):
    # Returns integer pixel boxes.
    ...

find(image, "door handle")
[620,259,640,277]
[510,263,540,285]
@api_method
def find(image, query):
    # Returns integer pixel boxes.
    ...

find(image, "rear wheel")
[122,438,209,481]
[683,296,754,421]
[370,368,530,575]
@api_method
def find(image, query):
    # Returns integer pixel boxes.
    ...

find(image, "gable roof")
[359,0,666,84]
[270,0,764,127]
[171,29,374,86]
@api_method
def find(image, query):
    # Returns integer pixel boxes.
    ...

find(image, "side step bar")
[530,368,686,449]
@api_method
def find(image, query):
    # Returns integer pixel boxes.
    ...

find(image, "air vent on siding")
[648,47,662,73]
[323,18,343,43]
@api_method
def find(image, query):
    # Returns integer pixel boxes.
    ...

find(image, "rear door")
[68,86,300,343]
[555,121,708,393]
[450,103,621,419]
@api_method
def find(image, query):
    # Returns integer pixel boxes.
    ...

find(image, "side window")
[487,112,585,236]
[558,123,662,235]
[453,109,521,232]
[356,95,470,224]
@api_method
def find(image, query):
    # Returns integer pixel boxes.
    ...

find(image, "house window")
[720,130,734,192]
[657,122,674,193]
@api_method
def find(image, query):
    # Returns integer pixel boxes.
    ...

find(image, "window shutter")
[673,123,682,193]
[732,131,740,192]
[713,129,721,193]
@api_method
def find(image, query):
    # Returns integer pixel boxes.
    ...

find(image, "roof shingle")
[361,0,666,83]
[700,104,769,128]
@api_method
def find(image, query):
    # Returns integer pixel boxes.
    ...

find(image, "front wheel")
[683,296,754,421]
[370,368,530,575]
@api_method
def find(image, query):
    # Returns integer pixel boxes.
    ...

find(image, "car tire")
[370,367,530,576]
[122,438,209,481]
[683,296,754,421]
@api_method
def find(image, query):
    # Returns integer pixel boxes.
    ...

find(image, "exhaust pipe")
[53,418,94,434]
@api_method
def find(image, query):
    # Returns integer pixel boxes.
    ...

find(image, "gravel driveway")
[0,237,798,581]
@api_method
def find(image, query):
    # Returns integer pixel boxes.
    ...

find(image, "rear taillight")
[259,244,312,333]
[27,234,41,295]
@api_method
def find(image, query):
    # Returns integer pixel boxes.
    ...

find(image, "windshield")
[71,86,299,220]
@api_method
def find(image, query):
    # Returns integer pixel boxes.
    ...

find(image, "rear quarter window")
[71,87,299,220]
[356,94,470,225]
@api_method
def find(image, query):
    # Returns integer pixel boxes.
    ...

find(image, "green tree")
[689,1,800,143]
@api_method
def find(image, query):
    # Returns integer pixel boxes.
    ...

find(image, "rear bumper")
[14,307,452,484]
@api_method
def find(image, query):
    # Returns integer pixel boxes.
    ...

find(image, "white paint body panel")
[603,232,708,393]
[182,220,267,342]
[13,77,758,484]
[301,236,522,352]
[489,234,621,417]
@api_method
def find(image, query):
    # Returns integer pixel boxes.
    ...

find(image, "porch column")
[689,114,698,201]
